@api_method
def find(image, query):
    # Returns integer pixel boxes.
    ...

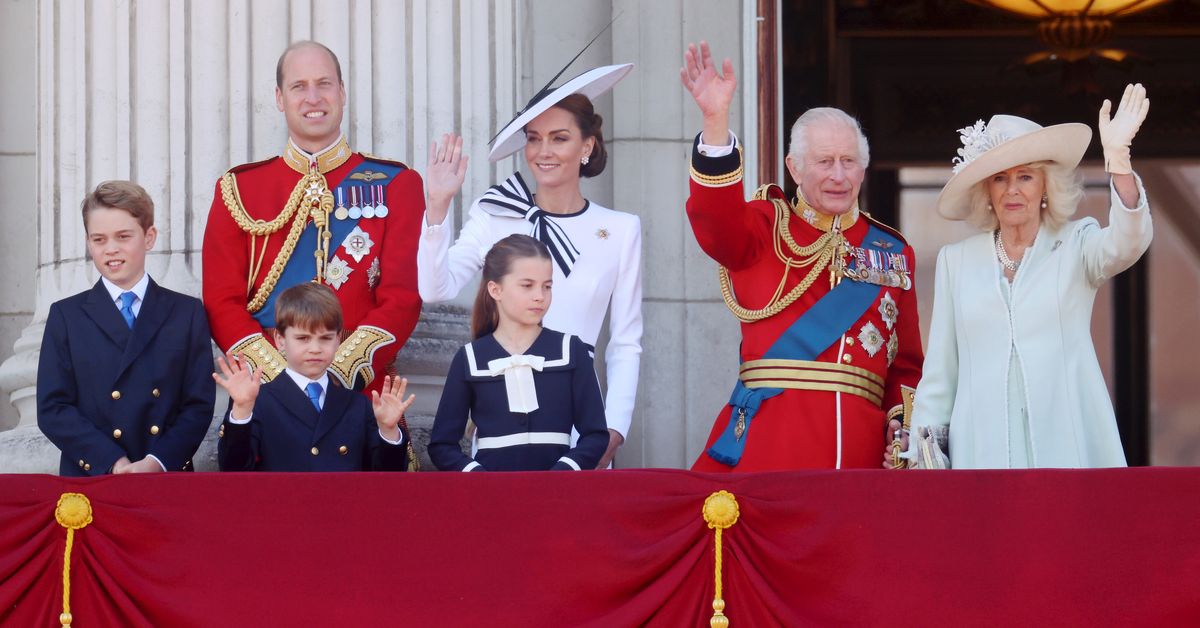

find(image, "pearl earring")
[987,202,994,211]
[1041,195,1048,209]
[581,155,590,166]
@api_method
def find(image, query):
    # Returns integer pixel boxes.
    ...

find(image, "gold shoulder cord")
[718,190,844,323]
[220,170,334,313]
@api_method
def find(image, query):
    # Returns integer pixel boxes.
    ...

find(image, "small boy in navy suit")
[37,181,216,475]
[214,283,414,471]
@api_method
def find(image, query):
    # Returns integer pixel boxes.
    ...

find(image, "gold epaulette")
[751,183,783,202]
[328,325,397,389]
[690,146,744,188]
[229,333,286,383]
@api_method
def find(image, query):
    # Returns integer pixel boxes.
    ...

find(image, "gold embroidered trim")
[742,379,882,407]
[282,136,352,175]
[328,325,396,388]
[740,359,885,406]
[690,147,744,187]
[740,358,884,387]
[230,333,285,382]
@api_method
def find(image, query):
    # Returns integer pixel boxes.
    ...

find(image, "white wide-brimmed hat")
[488,63,634,162]
[935,114,1092,220]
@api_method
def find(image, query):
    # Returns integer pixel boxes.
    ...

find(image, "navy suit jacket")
[217,376,408,472]
[37,279,216,476]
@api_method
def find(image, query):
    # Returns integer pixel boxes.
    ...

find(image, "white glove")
[1098,83,1150,175]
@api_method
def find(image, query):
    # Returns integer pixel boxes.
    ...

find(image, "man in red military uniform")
[202,41,423,398]
[681,42,923,471]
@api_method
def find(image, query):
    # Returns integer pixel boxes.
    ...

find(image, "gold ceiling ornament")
[972,0,1174,62]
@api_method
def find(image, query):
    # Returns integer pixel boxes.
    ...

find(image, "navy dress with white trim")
[429,328,609,471]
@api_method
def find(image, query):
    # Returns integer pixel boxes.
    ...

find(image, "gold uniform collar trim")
[283,135,352,175]
[792,193,859,233]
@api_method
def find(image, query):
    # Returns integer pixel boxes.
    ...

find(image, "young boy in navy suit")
[214,283,414,471]
[37,181,216,475]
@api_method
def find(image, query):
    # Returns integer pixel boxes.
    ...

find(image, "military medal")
[374,184,389,218]
[342,225,375,263]
[361,186,377,219]
[845,244,911,290]
[334,187,349,221]
[348,187,362,220]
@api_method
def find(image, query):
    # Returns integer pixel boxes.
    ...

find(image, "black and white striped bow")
[477,172,582,277]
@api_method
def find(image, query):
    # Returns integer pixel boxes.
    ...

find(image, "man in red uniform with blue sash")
[202,41,423,402]
[681,42,923,471]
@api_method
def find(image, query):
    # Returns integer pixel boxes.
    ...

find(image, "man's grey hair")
[787,107,870,172]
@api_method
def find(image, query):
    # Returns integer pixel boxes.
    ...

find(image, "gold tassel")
[703,490,740,628]
[54,493,94,628]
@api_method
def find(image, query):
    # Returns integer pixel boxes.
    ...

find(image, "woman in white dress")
[889,84,1152,469]
[420,64,642,468]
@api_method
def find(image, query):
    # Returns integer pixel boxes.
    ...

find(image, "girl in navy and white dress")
[420,64,641,469]
[428,234,609,472]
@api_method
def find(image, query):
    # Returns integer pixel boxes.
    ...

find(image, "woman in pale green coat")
[891,84,1152,469]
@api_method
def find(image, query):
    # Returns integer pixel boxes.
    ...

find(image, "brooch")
[596,228,609,240]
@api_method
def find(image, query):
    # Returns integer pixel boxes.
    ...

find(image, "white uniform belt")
[739,358,884,407]
[476,432,571,450]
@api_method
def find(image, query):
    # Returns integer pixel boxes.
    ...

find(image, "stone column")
[0,0,522,472]
[609,0,750,468]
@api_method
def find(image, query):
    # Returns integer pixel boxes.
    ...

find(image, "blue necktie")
[305,382,323,412]
[118,292,137,329]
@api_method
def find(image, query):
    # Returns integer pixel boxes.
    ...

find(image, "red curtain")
[2,469,1198,627]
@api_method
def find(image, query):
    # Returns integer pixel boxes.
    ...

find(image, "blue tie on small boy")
[305,382,323,411]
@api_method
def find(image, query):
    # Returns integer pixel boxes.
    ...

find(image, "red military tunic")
[202,136,423,394]
[687,139,923,471]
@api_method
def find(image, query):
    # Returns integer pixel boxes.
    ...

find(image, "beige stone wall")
[0,0,37,428]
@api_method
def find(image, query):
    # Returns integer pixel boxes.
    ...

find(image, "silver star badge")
[324,255,352,290]
[342,226,375,263]
[858,321,884,358]
[878,291,898,331]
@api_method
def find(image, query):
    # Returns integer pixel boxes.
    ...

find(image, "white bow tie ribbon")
[486,354,546,413]
[477,172,582,277]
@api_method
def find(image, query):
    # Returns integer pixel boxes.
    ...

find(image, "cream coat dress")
[911,177,1152,468]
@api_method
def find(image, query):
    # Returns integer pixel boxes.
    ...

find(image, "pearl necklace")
[994,230,1024,273]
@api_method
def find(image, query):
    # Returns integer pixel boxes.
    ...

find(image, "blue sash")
[707,222,901,466]
[252,160,404,328]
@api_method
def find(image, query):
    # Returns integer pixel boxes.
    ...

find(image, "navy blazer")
[37,279,216,476]
[217,376,408,472]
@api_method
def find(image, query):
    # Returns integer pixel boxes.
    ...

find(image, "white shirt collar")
[101,272,150,305]
[283,367,330,393]
[287,135,346,164]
